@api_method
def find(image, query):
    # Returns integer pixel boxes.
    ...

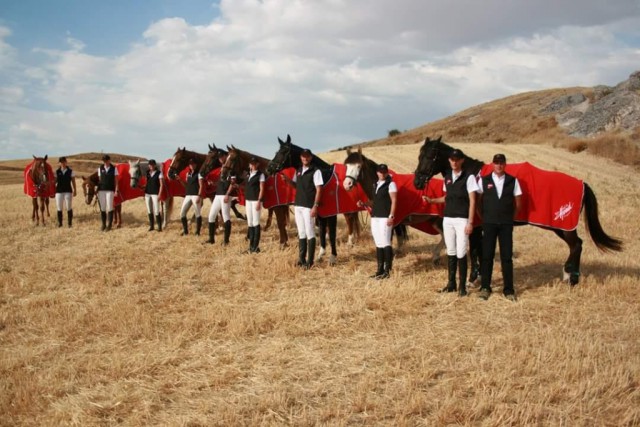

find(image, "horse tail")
[583,183,623,252]
[353,212,362,237]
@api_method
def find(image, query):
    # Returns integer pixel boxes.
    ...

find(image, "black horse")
[267,135,361,265]
[413,136,623,285]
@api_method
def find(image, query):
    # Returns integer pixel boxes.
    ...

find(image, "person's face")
[449,157,464,171]
[250,162,258,171]
[376,171,386,180]
[493,161,506,175]
[149,163,156,171]
[60,161,67,168]
[301,154,312,166]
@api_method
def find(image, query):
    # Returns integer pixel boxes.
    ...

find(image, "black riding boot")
[458,256,468,296]
[379,245,393,279]
[207,222,216,244]
[57,211,63,227]
[246,226,255,252]
[370,248,384,278]
[148,214,155,231]
[440,256,457,292]
[68,210,73,228]
[107,211,114,231]
[100,211,107,231]
[155,214,162,232]
[306,238,316,269]
[181,217,189,235]
[297,238,308,267]
[253,225,261,253]
[195,217,202,236]
[223,220,231,245]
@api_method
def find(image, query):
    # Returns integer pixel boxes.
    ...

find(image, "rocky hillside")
[357,71,640,166]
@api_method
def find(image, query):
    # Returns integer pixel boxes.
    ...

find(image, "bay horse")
[413,136,623,285]
[80,172,123,228]
[266,135,362,264]
[342,147,446,263]
[25,155,52,225]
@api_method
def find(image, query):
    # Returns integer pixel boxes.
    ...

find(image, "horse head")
[129,159,142,189]
[81,173,98,205]
[30,155,49,187]
[267,134,293,175]
[200,144,222,177]
[414,136,447,190]
[167,147,187,179]
[220,146,239,181]
[343,147,364,191]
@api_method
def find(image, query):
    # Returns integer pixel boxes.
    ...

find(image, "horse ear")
[346,147,352,155]
[208,144,213,151]
[226,145,231,151]
[357,147,362,154]
[278,136,284,145]
[286,134,291,144]
[44,155,48,161]
[33,155,36,159]
[437,135,442,142]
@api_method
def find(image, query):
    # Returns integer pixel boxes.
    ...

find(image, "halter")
[416,144,440,187]
[268,144,292,174]
[220,151,238,180]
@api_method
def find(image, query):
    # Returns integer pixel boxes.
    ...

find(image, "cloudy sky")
[1,0,639,161]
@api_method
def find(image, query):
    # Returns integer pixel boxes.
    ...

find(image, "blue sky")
[1,0,639,161]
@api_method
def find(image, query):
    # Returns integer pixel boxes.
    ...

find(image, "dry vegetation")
[2,144,640,426]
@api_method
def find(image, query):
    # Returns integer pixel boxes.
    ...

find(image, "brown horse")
[26,155,52,225]
[80,172,123,228]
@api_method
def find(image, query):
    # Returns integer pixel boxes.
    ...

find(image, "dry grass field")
[1,143,639,426]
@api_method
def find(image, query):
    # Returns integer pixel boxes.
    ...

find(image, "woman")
[244,157,266,253]
[178,159,203,236]
[207,166,237,245]
[144,159,164,232]
[358,163,397,279]
[54,156,76,227]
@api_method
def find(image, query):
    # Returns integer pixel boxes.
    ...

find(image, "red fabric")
[317,164,365,217]
[115,163,144,204]
[391,172,444,235]
[480,162,583,231]
[160,159,187,200]
[23,160,55,198]
[263,167,297,209]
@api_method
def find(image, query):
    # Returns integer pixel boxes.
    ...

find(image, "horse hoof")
[329,255,337,266]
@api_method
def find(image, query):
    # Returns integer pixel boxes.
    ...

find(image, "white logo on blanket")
[554,202,574,221]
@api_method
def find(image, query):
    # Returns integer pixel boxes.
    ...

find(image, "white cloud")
[1,1,640,161]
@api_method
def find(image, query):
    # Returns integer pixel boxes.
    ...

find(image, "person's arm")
[158,175,164,198]
[424,195,445,204]
[513,178,523,220]
[466,191,476,235]
[257,179,265,210]
[281,173,296,188]
[71,176,77,197]
[387,190,397,226]
[197,177,204,199]
[311,185,322,217]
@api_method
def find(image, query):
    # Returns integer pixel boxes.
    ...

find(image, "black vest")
[145,170,161,195]
[98,165,116,191]
[294,166,318,208]
[215,179,230,196]
[371,176,393,218]
[245,172,263,201]
[185,172,200,196]
[56,168,73,193]
[481,173,516,224]
[443,170,471,218]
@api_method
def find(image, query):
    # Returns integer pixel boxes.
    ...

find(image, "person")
[144,159,164,232]
[54,156,76,227]
[282,148,323,269]
[178,159,203,236]
[206,150,233,245]
[424,148,479,296]
[358,164,397,279]
[244,156,266,253]
[477,154,522,301]
[96,154,119,231]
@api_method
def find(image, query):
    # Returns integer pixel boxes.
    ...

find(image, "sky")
[1,0,639,161]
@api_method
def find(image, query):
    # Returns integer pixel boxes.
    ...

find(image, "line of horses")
[25,136,622,286]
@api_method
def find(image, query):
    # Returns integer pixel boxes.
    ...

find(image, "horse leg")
[557,230,582,286]
[275,206,289,248]
[39,197,46,225]
[31,198,37,223]
[468,226,483,285]
[264,208,273,231]
[327,215,337,265]
[164,196,173,229]
[45,197,50,217]
[116,205,122,228]
[317,217,327,261]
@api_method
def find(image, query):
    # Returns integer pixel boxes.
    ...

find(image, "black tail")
[583,183,623,252]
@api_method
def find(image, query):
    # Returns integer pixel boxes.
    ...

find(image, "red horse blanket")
[23,161,55,198]
[480,162,583,231]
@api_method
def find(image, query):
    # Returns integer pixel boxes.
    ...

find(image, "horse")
[266,135,362,264]
[413,136,623,285]
[25,155,52,225]
[80,172,123,228]
[342,147,446,263]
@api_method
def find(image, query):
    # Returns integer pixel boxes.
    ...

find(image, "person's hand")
[73,191,77,197]
[357,200,364,208]
[224,195,229,203]
[422,195,431,203]
[311,205,318,218]
[256,202,262,211]
[386,217,394,226]
[465,223,473,235]
[195,196,201,204]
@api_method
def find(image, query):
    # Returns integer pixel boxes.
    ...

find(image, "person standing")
[207,173,237,246]
[477,154,522,301]
[54,157,76,227]
[144,159,164,232]
[424,148,479,296]
[358,164,397,279]
[97,154,119,231]
[244,157,266,253]
[179,159,203,236]
[282,148,323,269]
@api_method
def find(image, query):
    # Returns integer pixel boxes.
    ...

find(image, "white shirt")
[292,167,324,186]
[98,164,119,177]
[442,171,479,194]
[376,180,398,193]
[59,167,75,177]
[249,170,266,182]
[149,170,164,180]
[477,172,522,198]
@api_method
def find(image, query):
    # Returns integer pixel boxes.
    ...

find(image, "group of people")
[52,148,521,300]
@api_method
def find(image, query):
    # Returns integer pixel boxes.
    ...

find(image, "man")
[54,157,76,227]
[97,154,119,231]
[283,148,323,269]
[477,154,522,301]
[144,159,164,232]
[179,159,204,236]
[424,148,479,296]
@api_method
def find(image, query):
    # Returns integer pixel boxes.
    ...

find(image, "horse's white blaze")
[343,163,361,191]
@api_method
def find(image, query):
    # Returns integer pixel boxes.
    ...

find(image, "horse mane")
[344,149,379,200]
[423,137,485,177]
[223,146,269,181]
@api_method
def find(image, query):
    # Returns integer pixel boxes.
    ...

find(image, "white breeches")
[371,217,393,248]
[55,193,72,211]
[145,194,161,215]
[443,217,469,258]
[180,195,202,218]
[208,195,230,223]
[245,200,262,227]
[98,191,115,212]
[294,206,315,239]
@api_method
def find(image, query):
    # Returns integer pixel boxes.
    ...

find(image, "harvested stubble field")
[1,143,639,426]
